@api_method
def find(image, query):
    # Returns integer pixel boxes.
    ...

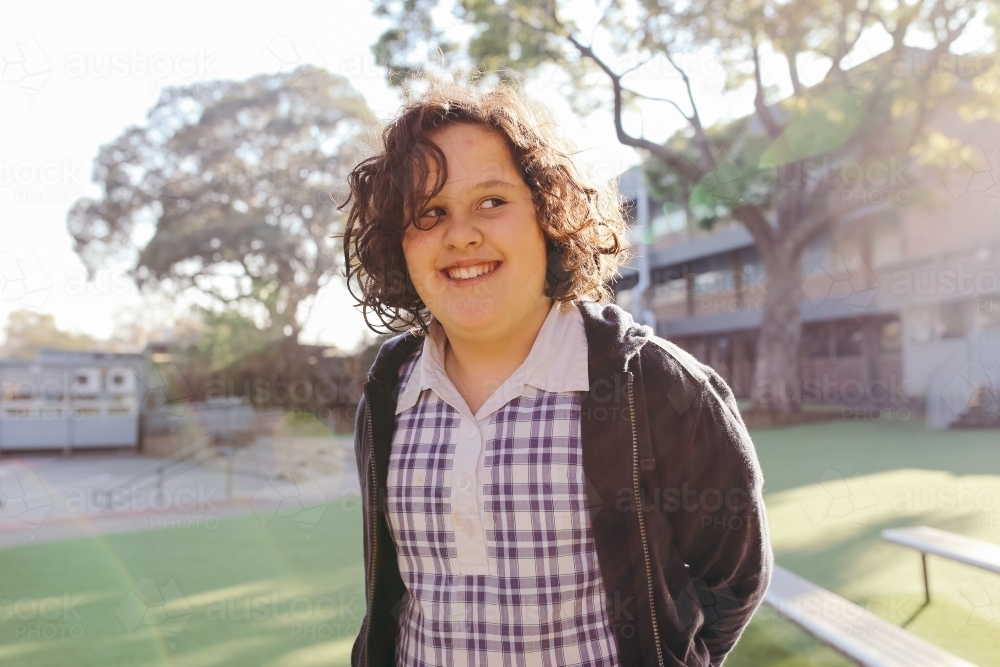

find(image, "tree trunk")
[751,248,804,417]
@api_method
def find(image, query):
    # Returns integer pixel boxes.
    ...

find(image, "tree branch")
[621,87,691,123]
[561,29,705,181]
[785,49,802,97]
[661,48,714,167]
[822,4,874,84]
[752,44,782,139]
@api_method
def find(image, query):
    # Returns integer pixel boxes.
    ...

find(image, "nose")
[441,208,482,251]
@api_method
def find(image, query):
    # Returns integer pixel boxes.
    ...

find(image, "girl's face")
[402,122,550,340]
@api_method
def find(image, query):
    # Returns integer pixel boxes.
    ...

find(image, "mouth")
[440,260,502,283]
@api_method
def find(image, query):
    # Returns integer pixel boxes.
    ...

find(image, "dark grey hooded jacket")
[351,301,773,666]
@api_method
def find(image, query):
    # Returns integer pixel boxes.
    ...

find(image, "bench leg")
[921,552,930,605]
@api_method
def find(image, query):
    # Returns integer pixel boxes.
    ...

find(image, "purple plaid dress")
[385,303,619,667]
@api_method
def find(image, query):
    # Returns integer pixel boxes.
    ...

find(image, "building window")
[906,305,933,345]
[939,300,972,340]
[833,228,865,269]
[694,271,724,295]
[835,320,865,357]
[650,205,687,239]
[651,278,686,306]
[880,320,902,352]
[616,286,637,314]
[872,217,903,268]
[977,295,1000,330]
[802,323,833,358]
[742,247,766,285]
[8,382,35,400]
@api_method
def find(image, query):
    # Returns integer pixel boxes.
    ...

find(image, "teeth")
[447,262,496,280]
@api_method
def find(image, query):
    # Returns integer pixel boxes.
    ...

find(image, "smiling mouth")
[443,261,501,281]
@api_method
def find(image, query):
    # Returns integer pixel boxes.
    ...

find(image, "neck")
[442,298,554,415]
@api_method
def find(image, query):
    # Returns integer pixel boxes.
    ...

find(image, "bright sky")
[1,1,989,352]
[0,0,647,352]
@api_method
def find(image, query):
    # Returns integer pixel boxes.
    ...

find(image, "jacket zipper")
[362,383,377,667]
[628,371,664,667]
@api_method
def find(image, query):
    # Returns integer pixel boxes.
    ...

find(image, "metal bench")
[763,565,977,667]
[881,526,1000,604]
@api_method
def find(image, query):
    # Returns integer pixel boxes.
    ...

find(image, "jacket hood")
[365,301,653,393]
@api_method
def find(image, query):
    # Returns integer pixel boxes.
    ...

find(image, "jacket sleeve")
[670,369,773,665]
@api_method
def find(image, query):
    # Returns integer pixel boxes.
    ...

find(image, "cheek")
[497,215,549,293]
[518,213,547,265]
[401,232,431,274]
[401,232,443,298]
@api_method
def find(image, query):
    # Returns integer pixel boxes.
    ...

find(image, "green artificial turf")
[0,499,367,667]
[749,418,1000,666]
[1,419,997,666]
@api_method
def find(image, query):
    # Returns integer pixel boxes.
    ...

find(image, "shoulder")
[367,330,424,388]
[640,335,711,386]
[639,334,752,458]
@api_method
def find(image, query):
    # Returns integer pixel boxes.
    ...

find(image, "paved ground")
[0,437,361,549]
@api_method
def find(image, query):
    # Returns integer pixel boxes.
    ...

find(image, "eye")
[412,206,446,231]
[481,197,506,210]
[419,206,446,222]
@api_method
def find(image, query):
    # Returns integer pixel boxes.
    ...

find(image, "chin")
[439,296,502,331]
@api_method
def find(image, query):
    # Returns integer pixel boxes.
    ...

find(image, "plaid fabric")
[386,346,619,667]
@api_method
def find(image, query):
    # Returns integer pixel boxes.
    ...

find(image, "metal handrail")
[90,435,214,510]
[89,433,351,509]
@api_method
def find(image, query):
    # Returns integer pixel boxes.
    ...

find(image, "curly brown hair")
[339,81,630,334]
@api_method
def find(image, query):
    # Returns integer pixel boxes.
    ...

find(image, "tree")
[1,310,101,359]
[68,66,372,340]
[372,0,997,416]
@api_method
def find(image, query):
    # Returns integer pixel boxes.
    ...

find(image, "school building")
[614,104,1000,429]
[0,349,144,452]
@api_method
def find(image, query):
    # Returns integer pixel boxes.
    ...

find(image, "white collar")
[394,300,590,420]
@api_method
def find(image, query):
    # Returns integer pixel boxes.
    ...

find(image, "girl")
[341,83,772,667]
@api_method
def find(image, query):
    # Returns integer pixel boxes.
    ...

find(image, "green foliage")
[378,0,995,414]
[758,89,866,167]
[191,307,275,374]
[370,0,995,230]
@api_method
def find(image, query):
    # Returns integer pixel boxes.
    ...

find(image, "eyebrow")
[422,179,520,204]
[472,179,519,190]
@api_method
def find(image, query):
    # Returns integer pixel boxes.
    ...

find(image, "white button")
[464,424,477,439]
[457,473,472,491]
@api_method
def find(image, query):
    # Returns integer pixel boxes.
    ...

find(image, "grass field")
[1,419,998,666]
